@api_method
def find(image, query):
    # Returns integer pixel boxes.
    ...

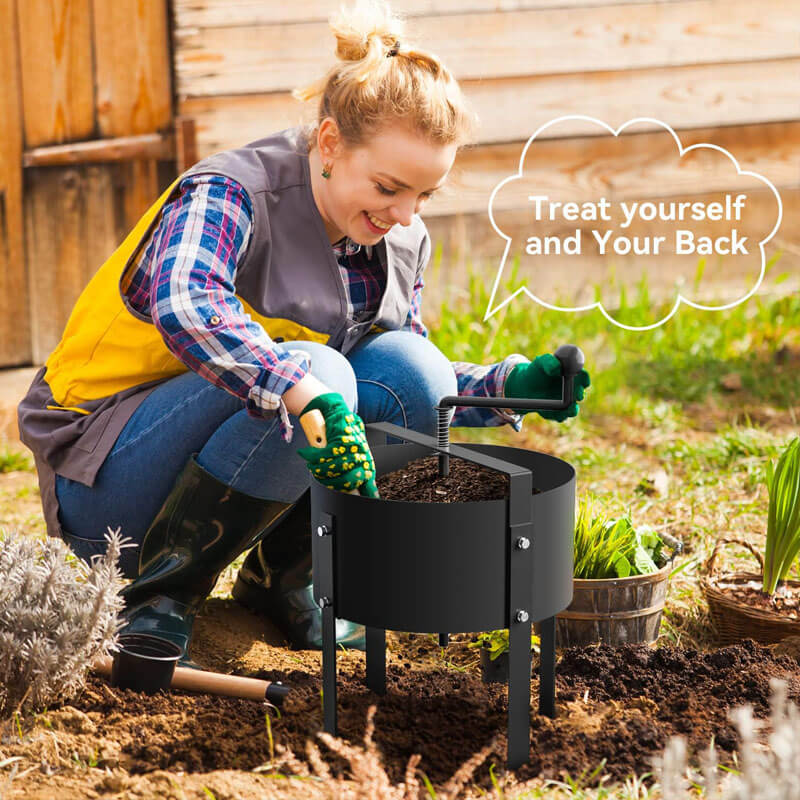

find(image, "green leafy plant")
[468,629,540,661]
[574,495,665,579]
[762,437,800,595]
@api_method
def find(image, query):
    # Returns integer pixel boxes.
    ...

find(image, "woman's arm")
[402,261,528,430]
[144,175,316,440]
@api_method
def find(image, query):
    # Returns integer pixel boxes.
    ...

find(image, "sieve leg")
[366,627,385,695]
[322,604,337,734]
[538,616,556,718]
[507,617,532,770]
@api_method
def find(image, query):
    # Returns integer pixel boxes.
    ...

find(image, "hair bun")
[293,0,476,150]
[330,2,405,63]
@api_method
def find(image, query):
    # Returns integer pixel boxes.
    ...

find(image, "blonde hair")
[293,0,477,151]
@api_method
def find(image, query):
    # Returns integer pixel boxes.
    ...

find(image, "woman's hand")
[283,373,332,417]
[296,392,379,497]
[504,354,591,421]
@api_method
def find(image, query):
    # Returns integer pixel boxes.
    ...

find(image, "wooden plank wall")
[0,0,28,366]
[0,0,173,367]
[173,0,800,313]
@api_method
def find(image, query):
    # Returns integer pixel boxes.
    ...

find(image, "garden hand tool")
[92,653,290,704]
[296,392,379,497]
[119,455,295,668]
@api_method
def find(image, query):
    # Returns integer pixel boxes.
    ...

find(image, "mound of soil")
[41,639,800,790]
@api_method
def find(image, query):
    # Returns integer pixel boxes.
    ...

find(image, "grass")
[433,251,799,419]
[656,424,784,471]
[0,447,33,474]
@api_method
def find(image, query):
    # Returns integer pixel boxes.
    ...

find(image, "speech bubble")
[485,117,783,330]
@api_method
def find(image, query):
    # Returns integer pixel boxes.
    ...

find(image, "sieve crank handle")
[554,343,585,380]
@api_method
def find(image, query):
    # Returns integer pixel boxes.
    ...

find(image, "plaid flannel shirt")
[124,175,525,442]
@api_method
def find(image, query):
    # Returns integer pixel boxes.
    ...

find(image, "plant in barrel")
[762,437,800,596]
[573,494,667,580]
[557,494,681,646]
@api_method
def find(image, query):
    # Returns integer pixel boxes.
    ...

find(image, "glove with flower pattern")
[296,392,379,497]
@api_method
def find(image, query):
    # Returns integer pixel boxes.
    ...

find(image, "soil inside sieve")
[377,454,540,502]
[33,636,800,792]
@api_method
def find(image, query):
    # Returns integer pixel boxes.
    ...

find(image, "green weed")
[0,448,32,474]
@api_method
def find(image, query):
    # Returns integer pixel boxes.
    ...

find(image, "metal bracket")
[314,511,337,735]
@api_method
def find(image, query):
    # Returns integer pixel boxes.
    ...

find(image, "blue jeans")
[55,331,457,577]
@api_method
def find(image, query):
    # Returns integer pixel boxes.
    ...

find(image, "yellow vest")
[44,179,329,412]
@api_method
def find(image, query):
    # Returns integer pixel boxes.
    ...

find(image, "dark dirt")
[377,454,536,502]
[717,582,800,619]
[62,640,800,788]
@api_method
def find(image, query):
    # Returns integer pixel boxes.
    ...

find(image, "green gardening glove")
[504,354,591,421]
[296,392,379,497]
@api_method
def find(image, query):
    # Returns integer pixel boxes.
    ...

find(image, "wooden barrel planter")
[556,564,670,647]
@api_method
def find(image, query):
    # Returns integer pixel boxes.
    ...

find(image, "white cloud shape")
[485,116,783,331]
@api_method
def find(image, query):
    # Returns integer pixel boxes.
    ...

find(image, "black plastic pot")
[480,645,509,683]
[110,633,182,694]
[312,422,576,769]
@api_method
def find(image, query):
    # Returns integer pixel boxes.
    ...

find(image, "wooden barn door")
[0,0,194,367]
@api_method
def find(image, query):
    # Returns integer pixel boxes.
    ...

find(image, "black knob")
[554,344,585,377]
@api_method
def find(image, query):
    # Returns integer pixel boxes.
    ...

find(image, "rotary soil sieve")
[311,344,584,769]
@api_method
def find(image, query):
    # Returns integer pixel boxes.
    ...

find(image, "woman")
[17,1,589,661]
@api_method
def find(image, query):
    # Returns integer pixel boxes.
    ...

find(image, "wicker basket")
[702,538,800,646]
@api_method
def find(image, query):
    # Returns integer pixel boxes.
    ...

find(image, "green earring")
[322,163,332,179]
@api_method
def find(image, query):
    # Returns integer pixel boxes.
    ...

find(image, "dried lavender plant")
[0,527,126,717]
[653,736,688,799]
[657,678,800,800]
[273,703,502,799]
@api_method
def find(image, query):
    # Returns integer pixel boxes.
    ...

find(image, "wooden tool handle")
[92,655,288,703]
[300,408,327,447]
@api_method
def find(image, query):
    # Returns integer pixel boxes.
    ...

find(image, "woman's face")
[312,119,457,245]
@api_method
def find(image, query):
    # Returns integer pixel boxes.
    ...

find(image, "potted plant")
[702,436,800,645]
[468,629,541,684]
[556,494,682,647]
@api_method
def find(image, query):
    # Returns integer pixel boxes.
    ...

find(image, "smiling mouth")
[364,211,392,232]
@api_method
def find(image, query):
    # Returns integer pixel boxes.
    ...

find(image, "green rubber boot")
[232,488,366,650]
[120,455,293,667]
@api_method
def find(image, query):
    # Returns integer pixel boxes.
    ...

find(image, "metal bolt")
[515,536,531,550]
[318,596,332,608]
[515,609,529,623]
[316,524,330,537]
